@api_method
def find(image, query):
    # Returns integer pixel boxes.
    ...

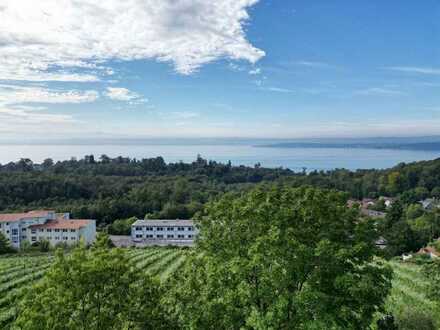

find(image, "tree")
[108,217,137,235]
[166,186,392,329]
[0,232,13,254]
[14,244,171,330]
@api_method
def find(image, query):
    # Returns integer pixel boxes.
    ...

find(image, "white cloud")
[0,0,264,81]
[0,84,98,131]
[249,68,261,75]
[387,66,440,75]
[104,87,145,103]
[354,87,404,96]
[170,111,200,119]
[262,87,294,93]
[0,84,99,104]
[294,61,334,69]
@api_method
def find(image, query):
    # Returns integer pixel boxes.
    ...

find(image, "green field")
[0,248,188,329]
[381,261,440,329]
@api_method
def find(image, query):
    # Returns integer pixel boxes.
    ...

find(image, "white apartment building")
[0,210,96,249]
[131,219,198,245]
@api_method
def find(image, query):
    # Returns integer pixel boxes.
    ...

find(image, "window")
[31,236,36,242]
[167,227,174,231]
[39,229,44,232]
[156,227,163,231]
[31,229,36,234]
[167,234,174,238]
[63,237,68,240]
[156,234,164,239]
[136,234,142,238]
[21,236,26,240]
[62,229,68,233]
[146,234,153,238]
[12,228,18,235]
[6,222,9,226]
[6,230,9,234]
[55,229,60,232]
[188,226,194,231]
[55,237,60,240]
[178,234,184,239]
[146,227,153,231]
[178,227,185,231]
[135,226,142,231]
[71,237,76,240]
[22,228,26,232]
[70,229,76,232]
[188,235,193,238]
[47,229,52,232]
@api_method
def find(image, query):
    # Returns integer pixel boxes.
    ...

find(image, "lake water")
[0,144,439,171]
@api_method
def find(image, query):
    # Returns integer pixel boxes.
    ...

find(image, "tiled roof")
[29,219,94,230]
[132,219,194,227]
[0,210,54,223]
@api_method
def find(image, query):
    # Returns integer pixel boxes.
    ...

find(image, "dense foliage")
[166,186,393,329]
[0,155,292,225]
[13,242,174,330]
[2,155,440,228]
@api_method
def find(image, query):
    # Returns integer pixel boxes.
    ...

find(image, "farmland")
[0,248,188,329]
[382,261,440,328]
[2,249,440,329]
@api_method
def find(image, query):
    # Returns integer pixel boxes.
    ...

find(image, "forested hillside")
[1,155,440,225]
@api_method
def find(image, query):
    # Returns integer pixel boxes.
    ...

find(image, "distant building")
[375,237,387,250]
[417,246,439,259]
[379,196,395,208]
[131,219,198,245]
[419,198,439,210]
[0,210,96,249]
[361,208,386,219]
[361,198,376,209]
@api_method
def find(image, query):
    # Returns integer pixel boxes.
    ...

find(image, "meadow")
[0,248,188,329]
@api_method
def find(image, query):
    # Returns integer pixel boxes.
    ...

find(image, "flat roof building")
[131,219,198,246]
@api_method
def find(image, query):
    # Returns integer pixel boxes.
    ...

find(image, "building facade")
[131,219,198,245]
[0,210,96,249]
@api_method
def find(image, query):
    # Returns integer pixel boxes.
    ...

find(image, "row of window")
[31,228,76,233]
[31,236,76,242]
[135,226,194,231]
[135,234,194,239]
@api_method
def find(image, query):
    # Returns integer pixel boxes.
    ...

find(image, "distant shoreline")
[255,142,440,152]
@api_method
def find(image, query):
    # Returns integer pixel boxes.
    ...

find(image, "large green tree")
[0,231,13,254]
[13,243,171,330]
[166,186,392,329]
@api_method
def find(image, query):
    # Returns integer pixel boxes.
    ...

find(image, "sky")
[0,0,440,140]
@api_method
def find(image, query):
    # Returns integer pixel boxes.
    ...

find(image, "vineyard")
[383,261,440,328]
[0,248,188,329]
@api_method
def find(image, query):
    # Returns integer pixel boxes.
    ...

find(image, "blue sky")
[1,0,439,139]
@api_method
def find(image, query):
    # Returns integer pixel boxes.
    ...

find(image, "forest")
[1,155,440,227]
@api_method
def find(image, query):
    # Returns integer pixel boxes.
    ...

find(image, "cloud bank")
[0,0,264,80]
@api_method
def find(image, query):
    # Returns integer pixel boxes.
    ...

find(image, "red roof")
[0,210,54,223]
[29,219,93,230]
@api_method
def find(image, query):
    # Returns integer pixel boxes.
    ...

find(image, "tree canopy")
[165,186,393,329]
[14,241,171,330]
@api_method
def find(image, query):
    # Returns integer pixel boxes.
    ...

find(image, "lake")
[0,143,439,171]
